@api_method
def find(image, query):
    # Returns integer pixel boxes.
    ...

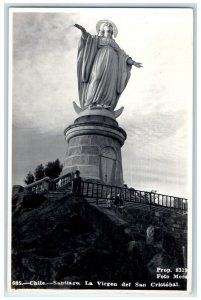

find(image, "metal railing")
[80,181,188,211]
[24,174,188,211]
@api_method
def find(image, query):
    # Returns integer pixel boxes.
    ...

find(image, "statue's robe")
[77,34,132,110]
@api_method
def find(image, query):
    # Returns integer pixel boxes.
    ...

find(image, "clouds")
[123,110,187,141]
[121,110,190,197]
[11,8,193,197]
[13,12,80,132]
[13,13,77,59]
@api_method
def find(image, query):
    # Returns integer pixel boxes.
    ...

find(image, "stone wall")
[11,192,188,290]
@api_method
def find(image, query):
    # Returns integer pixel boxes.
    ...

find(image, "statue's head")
[99,22,113,38]
[96,20,118,38]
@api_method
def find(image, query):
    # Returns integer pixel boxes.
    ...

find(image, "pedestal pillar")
[62,108,127,186]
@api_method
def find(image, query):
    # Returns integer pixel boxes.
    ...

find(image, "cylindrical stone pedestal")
[62,108,127,186]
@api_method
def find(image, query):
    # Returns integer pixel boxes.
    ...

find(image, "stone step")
[47,191,67,195]
[46,193,67,197]
[45,191,68,201]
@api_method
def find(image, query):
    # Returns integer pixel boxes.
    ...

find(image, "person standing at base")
[106,193,112,208]
[114,193,120,206]
[119,195,124,207]
[72,170,82,195]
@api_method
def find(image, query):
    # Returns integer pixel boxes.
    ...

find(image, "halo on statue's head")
[96,19,118,37]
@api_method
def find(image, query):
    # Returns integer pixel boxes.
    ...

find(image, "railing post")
[81,181,84,196]
[183,199,185,211]
[91,183,94,198]
[96,184,99,205]
[153,193,155,205]
[149,192,152,209]
[173,197,176,210]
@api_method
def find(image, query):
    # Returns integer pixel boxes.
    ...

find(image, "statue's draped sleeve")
[117,51,132,94]
[77,34,98,108]
[109,40,132,109]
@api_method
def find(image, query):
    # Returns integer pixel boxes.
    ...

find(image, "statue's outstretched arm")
[74,24,89,39]
[127,57,143,68]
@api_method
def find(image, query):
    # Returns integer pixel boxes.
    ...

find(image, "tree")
[24,172,35,185]
[45,158,63,179]
[34,164,45,181]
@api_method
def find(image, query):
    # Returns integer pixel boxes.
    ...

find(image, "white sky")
[11,7,193,198]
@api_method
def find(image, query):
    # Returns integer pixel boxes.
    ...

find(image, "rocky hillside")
[11,192,187,290]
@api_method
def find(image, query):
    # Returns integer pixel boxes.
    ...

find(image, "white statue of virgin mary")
[74,20,142,111]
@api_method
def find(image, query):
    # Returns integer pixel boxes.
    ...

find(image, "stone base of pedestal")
[62,107,127,186]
